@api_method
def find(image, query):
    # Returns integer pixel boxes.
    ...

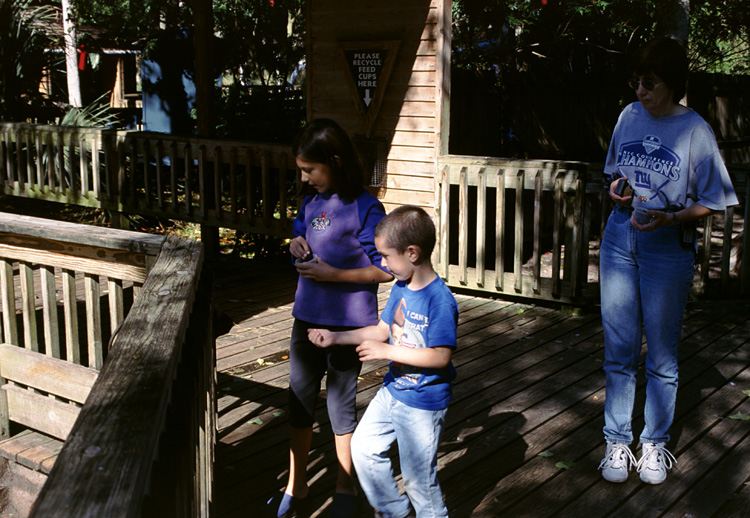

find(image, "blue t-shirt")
[604,102,738,212]
[292,190,388,327]
[380,276,458,410]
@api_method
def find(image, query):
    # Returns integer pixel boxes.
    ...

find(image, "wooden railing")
[0,212,214,516]
[0,122,298,237]
[436,156,597,304]
[1,123,747,305]
[437,156,749,304]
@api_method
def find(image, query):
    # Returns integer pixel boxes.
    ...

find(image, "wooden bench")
[0,343,98,514]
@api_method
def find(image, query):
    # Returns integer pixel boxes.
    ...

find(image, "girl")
[267,119,393,518]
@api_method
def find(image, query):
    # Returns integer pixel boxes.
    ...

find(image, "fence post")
[495,169,506,291]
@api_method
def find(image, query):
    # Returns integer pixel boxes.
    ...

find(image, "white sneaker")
[637,442,676,485]
[598,441,637,483]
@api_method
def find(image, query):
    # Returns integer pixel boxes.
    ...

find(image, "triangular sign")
[340,41,400,137]
[344,49,386,110]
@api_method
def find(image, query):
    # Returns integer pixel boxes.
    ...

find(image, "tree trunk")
[61,0,82,107]
[193,0,215,137]
[193,0,220,255]
[657,0,690,44]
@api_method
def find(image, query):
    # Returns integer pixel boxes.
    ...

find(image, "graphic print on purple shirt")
[291,190,387,327]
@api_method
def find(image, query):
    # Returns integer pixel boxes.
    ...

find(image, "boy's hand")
[356,340,391,362]
[308,328,336,348]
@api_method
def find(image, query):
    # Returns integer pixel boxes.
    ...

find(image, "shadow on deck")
[209,256,750,518]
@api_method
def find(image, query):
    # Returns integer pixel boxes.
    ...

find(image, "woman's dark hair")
[292,118,366,201]
[629,36,689,103]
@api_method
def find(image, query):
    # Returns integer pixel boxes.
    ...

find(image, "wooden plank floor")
[210,257,750,518]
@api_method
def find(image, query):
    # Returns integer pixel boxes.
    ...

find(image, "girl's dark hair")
[629,36,689,103]
[293,118,366,201]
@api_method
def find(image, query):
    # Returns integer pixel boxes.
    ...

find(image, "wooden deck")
[210,257,750,518]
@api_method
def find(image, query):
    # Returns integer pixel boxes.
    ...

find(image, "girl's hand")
[308,328,336,348]
[609,178,633,206]
[290,236,312,261]
[356,340,391,362]
[295,256,337,281]
[631,210,673,232]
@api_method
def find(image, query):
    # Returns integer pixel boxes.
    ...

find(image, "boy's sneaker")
[637,442,676,485]
[598,441,637,483]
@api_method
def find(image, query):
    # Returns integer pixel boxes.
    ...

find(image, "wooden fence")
[0,123,747,305]
[0,212,214,516]
[436,156,749,305]
[0,122,298,238]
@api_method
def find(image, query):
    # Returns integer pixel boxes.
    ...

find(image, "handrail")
[30,233,212,517]
[0,122,298,238]
[0,212,213,516]
[1,122,746,304]
[437,155,749,303]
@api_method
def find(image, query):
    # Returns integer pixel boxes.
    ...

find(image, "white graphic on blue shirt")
[311,211,331,231]
[390,298,427,388]
[642,135,661,154]
[618,137,682,205]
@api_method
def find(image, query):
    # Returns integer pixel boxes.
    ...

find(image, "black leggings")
[288,319,362,434]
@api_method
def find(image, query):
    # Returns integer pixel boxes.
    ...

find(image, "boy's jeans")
[352,387,448,518]
[599,206,694,445]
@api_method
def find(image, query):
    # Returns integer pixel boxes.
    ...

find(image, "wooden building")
[0,0,745,306]
[306,0,450,214]
[304,0,746,305]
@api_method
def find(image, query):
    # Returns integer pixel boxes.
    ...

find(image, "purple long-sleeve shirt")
[292,190,388,327]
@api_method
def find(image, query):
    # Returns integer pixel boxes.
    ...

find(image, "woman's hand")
[295,255,337,282]
[631,210,673,232]
[609,178,633,206]
[290,236,311,261]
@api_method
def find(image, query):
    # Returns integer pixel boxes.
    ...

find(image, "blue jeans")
[351,387,448,518]
[600,206,695,445]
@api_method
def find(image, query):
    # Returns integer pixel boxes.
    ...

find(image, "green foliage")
[690,0,750,74]
[451,0,658,159]
[68,0,307,140]
[453,0,750,81]
[71,0,189,48]
[450,0,750,160]
[69,0,305,86]
[452,0,658,83]
[0,0,63,122]
[214,0,305,88]
[213,0,307,141]
[59,92,118,127]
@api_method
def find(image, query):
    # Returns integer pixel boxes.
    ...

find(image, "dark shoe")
[266,491,309,518]
[373,510,415,518]
[330,493,359,518]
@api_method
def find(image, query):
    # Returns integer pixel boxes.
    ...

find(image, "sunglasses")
[628,77,662,91]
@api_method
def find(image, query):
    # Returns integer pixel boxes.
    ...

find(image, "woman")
[598,37,738,485]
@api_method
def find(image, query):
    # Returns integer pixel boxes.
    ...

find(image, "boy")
[308,205,458,518]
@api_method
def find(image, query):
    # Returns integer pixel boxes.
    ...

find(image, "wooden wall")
[306,0,450,215]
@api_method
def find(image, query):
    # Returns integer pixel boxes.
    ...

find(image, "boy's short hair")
[375,205,436,260]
